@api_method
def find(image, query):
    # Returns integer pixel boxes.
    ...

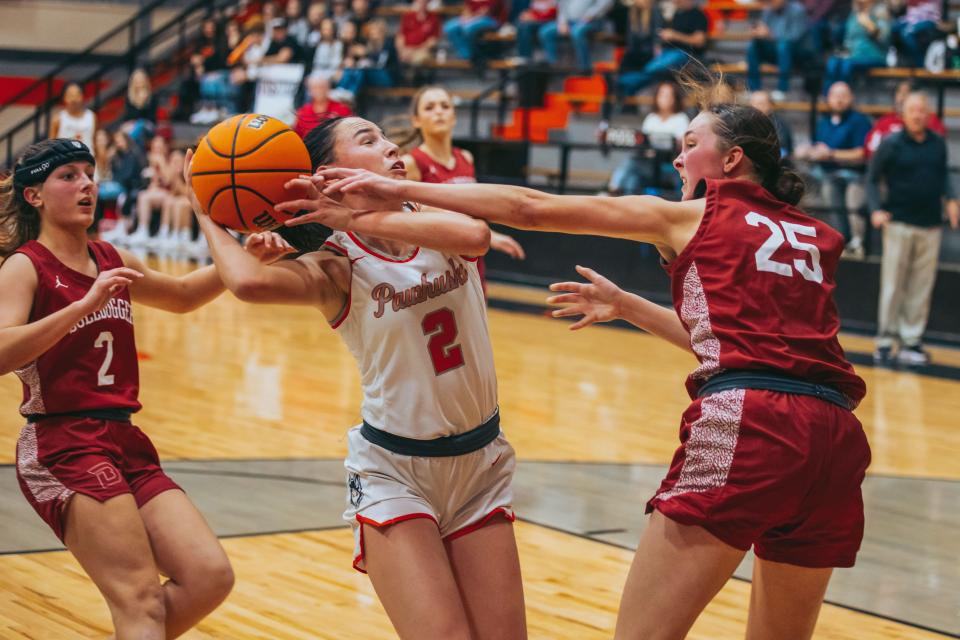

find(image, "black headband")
[13,139,95,189]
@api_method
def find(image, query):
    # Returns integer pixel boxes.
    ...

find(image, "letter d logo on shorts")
[87,461,121,489]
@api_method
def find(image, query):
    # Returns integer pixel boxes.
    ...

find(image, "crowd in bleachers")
[47,0,959,362]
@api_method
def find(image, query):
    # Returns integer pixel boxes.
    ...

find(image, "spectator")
[746,0,812,101]
[892,0,941,67]
[331,0,354,30]
[865,80,946,158]
[443,0,507,63]
[614,0,708,97]
[121,69,159,147]
[397,0,441,65]
[303,1,330,51]
[609,81,687,196]
[513,0,558,64]
[50,82,96,151]
[749,90,795,159]
[804,0,851,51]
[538,0,615,73]
[101,131,144,243]
[130,135,176,246]
[620,0,664,71]
[868,91,959,365]
[823,0,891,89]
[795,81,872,255]
[262,19,303,65]
[351,0,375,29]
[294,74,352,138]
[310,17,344,78]
[286,0,311,45]
[336,19,398,98]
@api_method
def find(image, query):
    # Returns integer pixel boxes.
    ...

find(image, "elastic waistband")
[697,370,851,410]
[361,410,501,457]
[27,408,134,423]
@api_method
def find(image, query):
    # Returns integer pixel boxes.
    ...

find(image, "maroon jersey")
[13,240,140,417]
[666,179,866,406]
[409,147,477,185]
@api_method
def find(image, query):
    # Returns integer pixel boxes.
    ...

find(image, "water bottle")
[886,46,898,68]
[436,47,448,64]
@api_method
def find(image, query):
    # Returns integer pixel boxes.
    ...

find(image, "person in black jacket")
[868,91,959,366]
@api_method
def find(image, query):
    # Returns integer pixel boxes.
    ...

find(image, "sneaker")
[897,345,931,366]
[841,243,865,260]
[498,24,517,37]
[873,345,893,365]
[771,90,787,102]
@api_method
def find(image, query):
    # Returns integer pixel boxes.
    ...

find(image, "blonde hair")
[127,69,152,109]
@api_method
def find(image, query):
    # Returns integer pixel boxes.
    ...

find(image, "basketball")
[190,114,312,232]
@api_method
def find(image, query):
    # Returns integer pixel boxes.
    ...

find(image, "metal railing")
[1,0,227,168]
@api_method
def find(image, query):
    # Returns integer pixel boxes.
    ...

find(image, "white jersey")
[57,109,95,151]
[325,229,497,440]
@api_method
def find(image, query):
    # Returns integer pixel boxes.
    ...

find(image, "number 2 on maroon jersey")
[94,331,115,386]
[745,212,824,283]
[422,308,465,375]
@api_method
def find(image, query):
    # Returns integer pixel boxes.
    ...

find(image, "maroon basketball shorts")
[647,388,871,568]
[15,416,180,541]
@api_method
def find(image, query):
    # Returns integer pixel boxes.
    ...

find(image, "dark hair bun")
[771,167,806,206]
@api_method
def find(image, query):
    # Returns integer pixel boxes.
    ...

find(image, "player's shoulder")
[0,250,38,275]
[0,251,39,291]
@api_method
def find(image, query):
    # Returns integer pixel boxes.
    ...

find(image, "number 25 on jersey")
[745,212,824,283]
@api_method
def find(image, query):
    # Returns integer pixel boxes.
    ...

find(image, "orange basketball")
[190,114,312,232]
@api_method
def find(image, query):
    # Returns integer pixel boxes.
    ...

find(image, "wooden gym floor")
[1,258,958,639]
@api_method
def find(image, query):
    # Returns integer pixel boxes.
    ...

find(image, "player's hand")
[489,231,526,260]
[315,167,406,201]
[77,267,143,315]
[871,210,891,228]
[244,231,297,263]
[182,148,205,217]
[546,265,623,330]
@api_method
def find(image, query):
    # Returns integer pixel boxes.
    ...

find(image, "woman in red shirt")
[293,74,352,139]
[442,0,506,63]
[401,86,525,272]
[397,0,440,65]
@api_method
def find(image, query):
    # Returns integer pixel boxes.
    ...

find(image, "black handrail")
[0,0,172,115]
[2,0,226,168]
[469,70,517,138]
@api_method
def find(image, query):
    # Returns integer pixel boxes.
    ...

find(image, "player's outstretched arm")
[548,265,693,354]
[0,254,142,374]
[312,168,704,252]
[115,248,225,314]
[276,177,491,256]
[196,212,347,314]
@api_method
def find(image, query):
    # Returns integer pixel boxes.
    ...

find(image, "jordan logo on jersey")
[370,258,469,318]
[54,275,68,289]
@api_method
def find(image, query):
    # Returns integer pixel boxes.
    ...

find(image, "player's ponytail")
[0,141,54,258]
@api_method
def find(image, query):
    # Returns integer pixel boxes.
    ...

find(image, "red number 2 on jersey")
[422,307,465,375]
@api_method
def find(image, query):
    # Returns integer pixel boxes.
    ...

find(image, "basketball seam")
[192,168,311,176]
[202,116,241,157]
[203,127,300,160]
[230,116,247,229]
[208,184,283,229]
